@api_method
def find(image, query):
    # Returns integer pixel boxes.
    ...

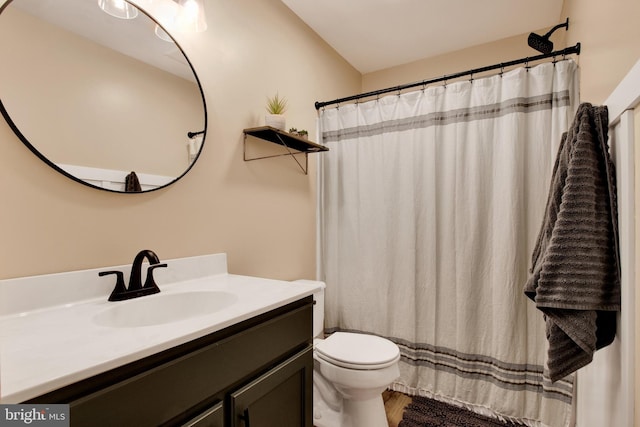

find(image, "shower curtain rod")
[314,42,581,110]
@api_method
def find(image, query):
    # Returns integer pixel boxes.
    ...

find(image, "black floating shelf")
[242,126,329,174]
[243,126,329,154]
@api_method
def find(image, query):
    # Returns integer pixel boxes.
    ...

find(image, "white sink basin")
[93,291,238,328]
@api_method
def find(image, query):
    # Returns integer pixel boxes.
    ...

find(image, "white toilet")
[296,280,401,427]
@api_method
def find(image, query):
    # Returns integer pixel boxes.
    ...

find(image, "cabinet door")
[182,401,224,427]
[230,346,312,427]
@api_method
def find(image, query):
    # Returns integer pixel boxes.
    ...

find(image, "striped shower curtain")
[318,60,579,427]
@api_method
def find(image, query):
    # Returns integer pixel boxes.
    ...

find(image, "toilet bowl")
[293,280,401,427]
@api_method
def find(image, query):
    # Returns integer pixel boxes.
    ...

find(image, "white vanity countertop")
[0,253,320,403]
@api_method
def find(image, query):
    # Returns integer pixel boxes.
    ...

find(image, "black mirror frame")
[0,0,208,194]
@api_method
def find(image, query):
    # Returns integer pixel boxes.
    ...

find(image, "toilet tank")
[293,280,326,338]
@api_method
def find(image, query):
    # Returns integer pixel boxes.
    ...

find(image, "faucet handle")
[99,270,127,301]
[144,263,167,291]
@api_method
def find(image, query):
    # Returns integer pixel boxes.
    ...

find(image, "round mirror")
[0,0,207,193]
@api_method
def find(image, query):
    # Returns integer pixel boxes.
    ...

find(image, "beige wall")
[363,32,539,94]
[0,0,360,279]
[563,0,640,104]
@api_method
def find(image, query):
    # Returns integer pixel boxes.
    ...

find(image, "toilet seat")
[315,332,400,370]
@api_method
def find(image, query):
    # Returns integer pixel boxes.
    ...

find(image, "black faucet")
[99,249,168,302]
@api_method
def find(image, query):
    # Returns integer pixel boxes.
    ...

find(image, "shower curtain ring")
[469,72,474,83]
[500,64,504,77]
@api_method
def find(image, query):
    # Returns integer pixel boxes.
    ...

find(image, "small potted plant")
[265,93,287,130]
[288,127,308,139]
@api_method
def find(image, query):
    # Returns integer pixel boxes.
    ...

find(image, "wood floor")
[383,390,413,427]
[313,389,411,427]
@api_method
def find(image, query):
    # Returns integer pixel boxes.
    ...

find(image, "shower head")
[528,33,554,54]
[528,18,569,54]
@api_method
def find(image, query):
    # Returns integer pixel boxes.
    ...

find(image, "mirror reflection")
[0,0,206,192]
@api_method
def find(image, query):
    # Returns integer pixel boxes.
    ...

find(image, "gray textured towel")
[125,171,142,192]
[524,103,621,382]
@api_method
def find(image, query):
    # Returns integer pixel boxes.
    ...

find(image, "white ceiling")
[280,0,565,74]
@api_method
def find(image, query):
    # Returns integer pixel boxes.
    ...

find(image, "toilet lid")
[315,332,400,370]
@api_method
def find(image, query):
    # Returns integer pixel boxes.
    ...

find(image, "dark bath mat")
[399,396,522,427]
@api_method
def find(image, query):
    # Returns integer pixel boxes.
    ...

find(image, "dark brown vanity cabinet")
[230,347,312,427]
[28,297,314,427]
[183,402,224,426]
